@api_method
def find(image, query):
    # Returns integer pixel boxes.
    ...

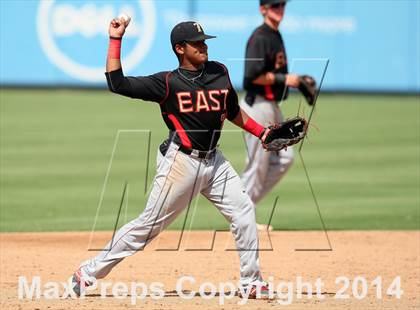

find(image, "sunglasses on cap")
[268,2,286,9]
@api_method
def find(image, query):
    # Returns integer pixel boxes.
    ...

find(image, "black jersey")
[105,61,240,151]
[243,23,289,104]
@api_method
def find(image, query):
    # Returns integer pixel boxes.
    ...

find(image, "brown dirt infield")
[1,231,419,310]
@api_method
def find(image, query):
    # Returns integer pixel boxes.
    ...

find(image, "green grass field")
[0,89,419,232]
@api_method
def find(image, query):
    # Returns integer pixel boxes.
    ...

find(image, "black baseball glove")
[298,75,317,106]
[261,117,308,151]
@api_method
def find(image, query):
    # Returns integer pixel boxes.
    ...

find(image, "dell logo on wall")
[37,0,156,82]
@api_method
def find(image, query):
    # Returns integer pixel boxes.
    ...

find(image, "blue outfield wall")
[0,0,419,92]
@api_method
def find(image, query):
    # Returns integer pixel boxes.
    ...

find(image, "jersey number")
[275,51,286,69]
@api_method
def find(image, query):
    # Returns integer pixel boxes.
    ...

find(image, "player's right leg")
[71,142,204,294]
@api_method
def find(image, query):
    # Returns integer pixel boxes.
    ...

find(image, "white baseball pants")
[240,95,294,205]
[80,142,263,287]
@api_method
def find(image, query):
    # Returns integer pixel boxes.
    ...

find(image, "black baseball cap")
[170,21,216,47]
[260,0,289,5]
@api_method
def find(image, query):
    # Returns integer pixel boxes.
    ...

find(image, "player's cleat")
[237,283,272,299]
[256,223,273,231]
[70,268,92,297]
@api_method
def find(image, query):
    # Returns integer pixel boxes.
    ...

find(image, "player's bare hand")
[285,74,300,88]
[108,18,126,38]
[266,72,276,84]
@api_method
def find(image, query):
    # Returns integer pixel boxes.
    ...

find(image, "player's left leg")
[239,97,276,204]
[200,150,264,288]
[258,146,294,199]
[260,106,294,196]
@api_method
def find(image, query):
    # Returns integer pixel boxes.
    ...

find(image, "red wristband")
[108,38,121,60]
[243,117,265,138]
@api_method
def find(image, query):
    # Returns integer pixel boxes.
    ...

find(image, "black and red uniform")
[243,23,289,105]
[105,61,239,152]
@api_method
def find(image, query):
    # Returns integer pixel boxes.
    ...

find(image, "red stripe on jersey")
[160,72,172,105]
[168,114,193,149]
[264,85,275,101]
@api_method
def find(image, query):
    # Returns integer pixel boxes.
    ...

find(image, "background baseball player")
[70,17,304,299]
[240,0,316,230]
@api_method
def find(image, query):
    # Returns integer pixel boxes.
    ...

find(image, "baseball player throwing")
[240,0,316,231]
[70,18,306,300]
